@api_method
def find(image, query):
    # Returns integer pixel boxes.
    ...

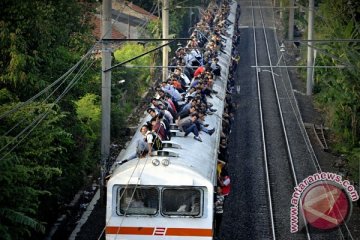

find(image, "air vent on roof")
[170,124,179,130]
[151,150,179,157]
[162,142,181,149]
[170,130,185,137]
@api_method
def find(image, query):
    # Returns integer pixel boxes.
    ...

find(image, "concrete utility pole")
[162,0,169,81]
[288,0,295,40]
[101,0,112,202]
[306,0,315,95]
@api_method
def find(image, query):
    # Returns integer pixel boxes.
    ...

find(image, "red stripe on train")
[106,226,212,237]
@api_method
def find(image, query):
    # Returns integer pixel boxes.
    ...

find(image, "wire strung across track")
[0,1,158,160]
[249,0,354,239]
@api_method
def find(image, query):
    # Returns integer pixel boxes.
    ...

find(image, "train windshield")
[161,188,202,217]
[117,186,159,216]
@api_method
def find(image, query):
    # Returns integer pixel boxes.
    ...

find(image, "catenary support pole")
[162,0,169,81]
[306,0,315,95]
[288,0,294,40]
[101,0,112,204]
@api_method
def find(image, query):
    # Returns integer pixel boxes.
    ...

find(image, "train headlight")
[161,158,170,166]
[152,159,160,166]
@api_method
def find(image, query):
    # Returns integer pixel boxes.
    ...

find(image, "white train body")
[106,2,237,239]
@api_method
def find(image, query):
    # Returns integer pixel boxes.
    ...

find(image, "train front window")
[161,188,202,217]
[117,186,159,216]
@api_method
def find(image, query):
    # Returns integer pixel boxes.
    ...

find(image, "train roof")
[108,1,237,187]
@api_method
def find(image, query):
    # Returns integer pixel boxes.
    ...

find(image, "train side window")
[117,186,159,216]
[161,188,202,217]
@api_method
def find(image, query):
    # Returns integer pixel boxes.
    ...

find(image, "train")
[105,1,238,239]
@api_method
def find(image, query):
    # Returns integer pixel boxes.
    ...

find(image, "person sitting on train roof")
[157,90,178,114]
[211,57,221,77]
[167,77,185,93]
[197,111,215,136]
[150,116,167,141]
[178,96,196,115]
[147,108,171,141]
[150,97,176,119]
[160,80,183,102]
[176,113,202,142]
[122,124,154,162]
[173,67,190,87]
[184,87,196,102]
[176,105,197,121]
[193,65,205,78]
[194,86,216,114]
[147,107,173,127]
[181,63,194,81]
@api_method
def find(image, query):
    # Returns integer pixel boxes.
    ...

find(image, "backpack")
[151,132,163,151]
[160,119,171,141]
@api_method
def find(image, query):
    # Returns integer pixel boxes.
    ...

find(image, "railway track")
[252,0,310,238]
[252,0,356,239]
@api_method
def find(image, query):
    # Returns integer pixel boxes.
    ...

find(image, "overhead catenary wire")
[97,125,162,240]
[0,1,135,157]
[0,51,96,139]
[124,1,159,37]
[0,0,129,121]
[96,1,228,238]
[0,48,95,121]
[270,3,355,239]
[0,57,97,161]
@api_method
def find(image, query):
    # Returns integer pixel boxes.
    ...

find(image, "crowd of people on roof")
[123,1,240,158]
[118,1,240,236]
[112,0,242,238]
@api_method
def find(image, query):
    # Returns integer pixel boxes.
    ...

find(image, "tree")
[0,0,100,238]
[306,0,360,181]
[0,101,68,239]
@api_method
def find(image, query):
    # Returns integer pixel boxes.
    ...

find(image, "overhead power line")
[0,58,97,161]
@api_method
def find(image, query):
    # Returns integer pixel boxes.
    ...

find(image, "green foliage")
[146,19,162,39]
[113,42,151,97]
[0,0,94,100]
[0,101,68,239]
[303,0,360,180]
[0,0,99,238]
[348,147,360,183]
[111,43,153,138]
[0,0,204,238]
[74,93,101,137]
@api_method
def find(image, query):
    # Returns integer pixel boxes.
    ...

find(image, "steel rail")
[271,7,355,240]
[251,0,276,239]
[254,0,313,239]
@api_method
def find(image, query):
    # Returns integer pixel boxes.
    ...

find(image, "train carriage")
[106,1,237,239]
